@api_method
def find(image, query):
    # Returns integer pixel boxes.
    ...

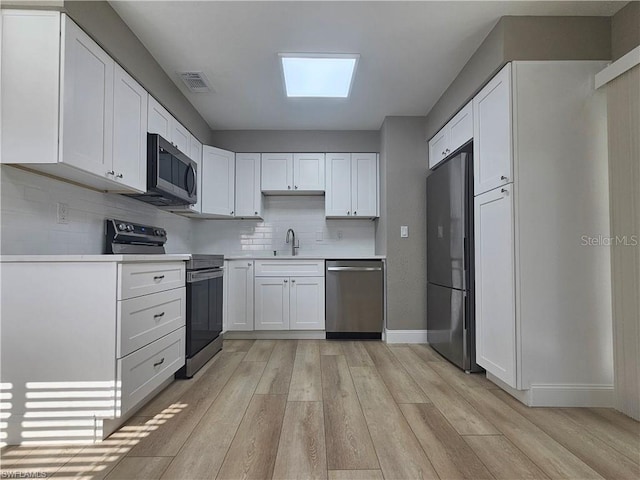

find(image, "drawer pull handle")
[153,358,165,367]
[154,312,165,319]
[153,275,165,281]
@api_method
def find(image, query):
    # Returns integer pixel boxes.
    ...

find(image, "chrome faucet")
[286,228,299,256]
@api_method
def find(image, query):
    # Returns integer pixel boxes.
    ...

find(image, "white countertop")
[224,254,386,260]
[0,254,192,263]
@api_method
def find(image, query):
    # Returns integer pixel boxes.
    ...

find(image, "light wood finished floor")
[1,340,639,479]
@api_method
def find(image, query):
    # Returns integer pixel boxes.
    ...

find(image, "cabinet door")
[325,153,352,217]
[261,153,293,192]
[448,101,473,154]
[289,277,325,330]
[235,153,262,218]
[113,64,147,192]
[474,184,517,387]
[147,96,172,139]
[293,153,325,192]
[226,261,254,331]
[473,63,512,195]
[201,146,235,217]
[189,135,203,213]
[351,153,378,218]
[171,119,190,154]
[254,277,290,330]
[428,128,449,169]
[60,15,114,178]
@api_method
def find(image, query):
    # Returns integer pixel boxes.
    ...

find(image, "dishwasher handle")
[327,266,382,272]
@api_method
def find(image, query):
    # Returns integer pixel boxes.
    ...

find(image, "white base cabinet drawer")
[254,260,324,277]
[118,262,185,299]
[117,287,186,357]
[118,328,185,416]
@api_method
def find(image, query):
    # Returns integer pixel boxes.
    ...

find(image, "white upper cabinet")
[60,14,114,179]
[201,146,235,217]
[171,121,190,154]
[325,153,378,218]
[351,153,378,217]
[473,63,512,195]
[261,153,325,194]
[235,153,262,218]
[1,11,147,193]
[474,184,516,387]
[325,153,352,217]
[428,101,473,170]
[113,65,147,192]
[147,96,172,140]
[189,134,203,213]
[261,153,294,193]
[293,153,325,192]
[147,95,190,155]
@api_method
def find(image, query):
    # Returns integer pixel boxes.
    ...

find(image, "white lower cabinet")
[255,277,291,330]
[289,276,325,330]
[250,260,325,331]
[0,258,187,445]
[226,261,255,331]
[254,276,325,330]
[474,185,516,387]
[117,327,185,416]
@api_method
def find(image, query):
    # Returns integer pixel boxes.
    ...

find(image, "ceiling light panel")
[280,54,359,98]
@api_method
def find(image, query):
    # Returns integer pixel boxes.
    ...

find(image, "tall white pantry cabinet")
[472,61,613,406]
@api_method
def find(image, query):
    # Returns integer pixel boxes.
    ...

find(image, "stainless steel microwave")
[126,133,197,206]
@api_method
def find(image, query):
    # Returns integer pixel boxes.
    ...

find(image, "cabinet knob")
[501,175,508,180]
[106,170,115,176]
[291,279,296,283]
[501,188,508,193]
[442,151,446,156]
[248,263,252,267]
[153,357,165,367]
[116,173,123,178]
[295,185,298,190]
[230,211,234,215]
[445,148,450,153]
[254,211,258,215]
[284,279,288,283]
[354,211,357,215]
[347,211,350,215]
[288,185,291,190]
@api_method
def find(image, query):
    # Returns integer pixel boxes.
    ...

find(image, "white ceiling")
[110,1,624,131]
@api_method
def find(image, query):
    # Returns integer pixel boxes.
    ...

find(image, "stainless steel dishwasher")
[325,260,384,339]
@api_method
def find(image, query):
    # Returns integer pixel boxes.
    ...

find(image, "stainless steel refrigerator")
[426,142,481,372]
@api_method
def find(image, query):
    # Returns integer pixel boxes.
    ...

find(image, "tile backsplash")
[194,196,375,256]
[0,166,193,255]
[1,167,376,256]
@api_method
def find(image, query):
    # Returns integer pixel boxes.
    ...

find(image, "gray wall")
[63,1,213,144]
[425,16,611,141]
[378,117,428,330]
[612,1,640,60]
[209,130,380,153]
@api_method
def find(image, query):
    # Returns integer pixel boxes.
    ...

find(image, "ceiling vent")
[177,71,213,93]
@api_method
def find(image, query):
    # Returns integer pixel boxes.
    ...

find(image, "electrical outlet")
[57,202,69,224]
[401,225,409,238]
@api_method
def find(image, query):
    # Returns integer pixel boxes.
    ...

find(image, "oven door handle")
[187,269,224,283]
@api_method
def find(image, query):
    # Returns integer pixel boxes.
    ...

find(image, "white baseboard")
[224,330,326,340]
[528,383,614,407]
[486,373,614,407]
[384,329,428,344]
